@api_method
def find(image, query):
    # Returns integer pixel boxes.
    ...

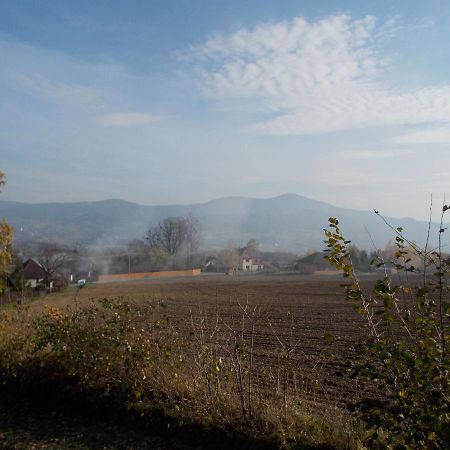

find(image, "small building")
[203,256,219,272]
[239,248,264,272]
[21,259,51,289]
[203,256,229,273]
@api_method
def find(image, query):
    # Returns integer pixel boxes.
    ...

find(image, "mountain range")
[0,194,441,253]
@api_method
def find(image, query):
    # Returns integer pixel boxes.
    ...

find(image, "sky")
[1,0,450,220]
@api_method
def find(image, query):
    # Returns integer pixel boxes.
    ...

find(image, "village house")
[20,259,52,289]
[239,248,264,272]
[203,256,220,272]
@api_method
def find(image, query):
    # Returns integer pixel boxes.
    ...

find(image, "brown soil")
[1,274,370,449]
[34,273,369,405]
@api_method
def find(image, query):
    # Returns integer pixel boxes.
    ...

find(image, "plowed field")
[40,273,371,407]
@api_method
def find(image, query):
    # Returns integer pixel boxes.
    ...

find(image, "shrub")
[0,297,363,449]
[324,210,450,449]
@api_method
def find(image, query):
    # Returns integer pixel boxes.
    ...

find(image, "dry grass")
[0,275,370,449]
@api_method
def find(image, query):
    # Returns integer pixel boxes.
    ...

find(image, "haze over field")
[1,0,450,220]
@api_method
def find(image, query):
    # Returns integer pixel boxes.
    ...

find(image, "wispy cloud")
[10,73,103,107]
[1,36,170,139]
[93,112,164,127]
[0,37,111,111]
[389,127,450,145]
[190,14,450,135]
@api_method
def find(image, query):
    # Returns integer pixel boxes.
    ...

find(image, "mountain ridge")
[0,194,442,252]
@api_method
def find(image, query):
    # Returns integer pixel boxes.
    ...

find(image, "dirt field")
[34,273,369,408]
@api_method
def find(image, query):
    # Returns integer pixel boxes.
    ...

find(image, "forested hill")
[0,194,440,252]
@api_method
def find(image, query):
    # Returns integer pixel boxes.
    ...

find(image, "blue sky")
[1,0,450,219]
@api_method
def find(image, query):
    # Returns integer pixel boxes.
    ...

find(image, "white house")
[239,249,264,272]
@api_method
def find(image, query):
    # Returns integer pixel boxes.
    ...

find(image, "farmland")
[34,273,368,407]
[0,270,405,450]
[1,271,448,449]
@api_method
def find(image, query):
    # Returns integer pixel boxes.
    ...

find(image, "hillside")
[0,194,441,252]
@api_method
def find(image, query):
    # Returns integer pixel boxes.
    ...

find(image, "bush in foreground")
[324,209,449,449]
[0,297,362,449]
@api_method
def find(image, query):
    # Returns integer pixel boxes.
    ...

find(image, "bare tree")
[127,239,150,255]
[245,239,260,255]
[146,217,188,256]
[35,241,72,286]
[185,213,201,264]
[218,245,241,271]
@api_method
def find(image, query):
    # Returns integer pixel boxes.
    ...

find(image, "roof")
[238,248,250,257]
[22,259,47,280]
